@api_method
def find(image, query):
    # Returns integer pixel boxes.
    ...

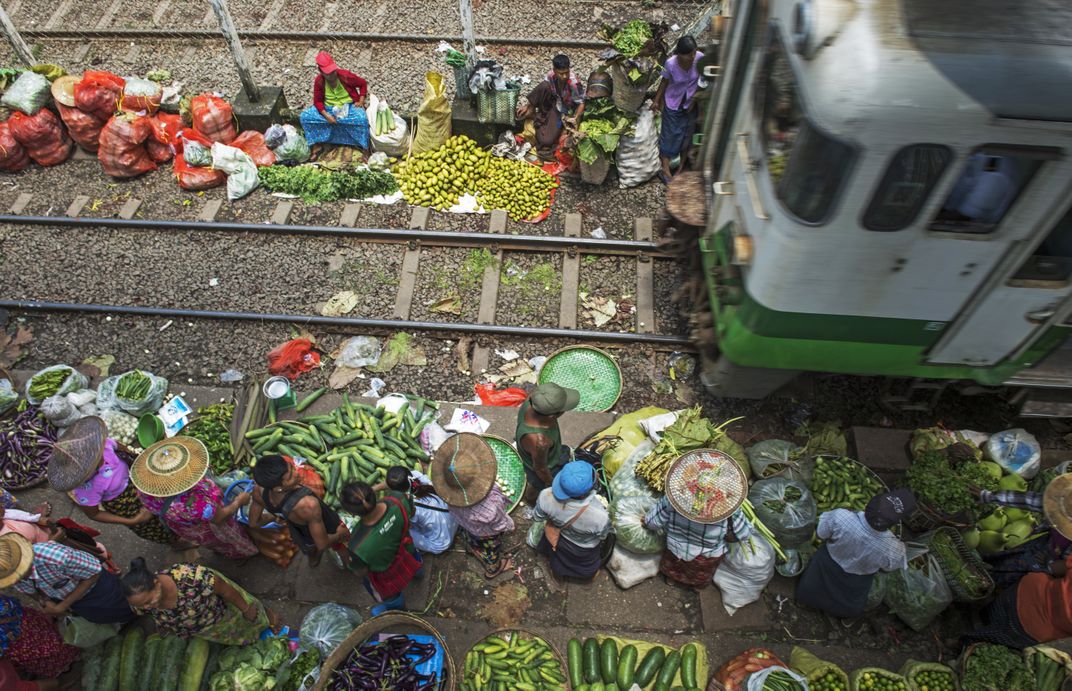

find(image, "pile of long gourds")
[244,393,436,509]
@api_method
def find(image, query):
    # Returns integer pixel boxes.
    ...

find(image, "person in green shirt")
[516,383,580,504]
[340,482,423,616]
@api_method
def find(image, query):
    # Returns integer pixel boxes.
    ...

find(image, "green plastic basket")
[537,346,622,412]
[484,434,526,513]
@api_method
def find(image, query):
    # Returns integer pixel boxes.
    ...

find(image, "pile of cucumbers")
[461,630,567,690]
[568,637,702,691]
[245,392,436,509]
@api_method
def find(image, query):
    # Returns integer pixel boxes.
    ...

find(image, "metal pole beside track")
[0,4,33,66]
[0,300,694,347]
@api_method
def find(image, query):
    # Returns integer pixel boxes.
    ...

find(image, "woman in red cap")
[299,50,371,157]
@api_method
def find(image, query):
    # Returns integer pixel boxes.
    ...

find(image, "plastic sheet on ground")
[596,635,709,690]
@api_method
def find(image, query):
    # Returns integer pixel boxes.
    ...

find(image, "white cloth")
[407,471,458,555]
[817,509,908,576]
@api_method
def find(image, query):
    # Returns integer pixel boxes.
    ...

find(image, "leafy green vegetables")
[209,638,289,691]
[258,165,398,203]
[182,403,235,475]
[906,450,997,515]
[962,644,1035,691]
[27,367,72,401]
[613,20,654,58]
[576,98,636,164]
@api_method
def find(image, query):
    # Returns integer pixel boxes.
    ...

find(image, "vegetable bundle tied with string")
[633,406,748,492]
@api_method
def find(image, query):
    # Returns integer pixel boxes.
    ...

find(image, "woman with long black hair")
[377,466,457,555]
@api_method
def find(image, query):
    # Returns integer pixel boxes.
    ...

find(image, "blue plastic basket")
[224,479,280,529]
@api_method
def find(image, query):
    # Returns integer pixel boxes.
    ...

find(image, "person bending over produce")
[516,54,585,160]
[47,416,188,549]
[2,533,134,624]
[795,490,914,620]
[122,557,279,644]
[299,50,370,158]
[432,433,518,578]
[373,466,458,555]
[249,454,349,567]
[642,453,752,588]
[533,461,611,583]
[0,488,52,542]
[962,474,1072,649]
[339,481,423,616]
[129,436,258,560]
[652,35,705,184]
[0,594,80,685]
[968,476,1072,590]
[516,383,580,505]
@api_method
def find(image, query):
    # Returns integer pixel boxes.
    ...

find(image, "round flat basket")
[482,434,526,514]
[665,448,748,524]
[224,479,280,529]
[538,346,622,412]
[461,628,568,689]
[314,611,456,691]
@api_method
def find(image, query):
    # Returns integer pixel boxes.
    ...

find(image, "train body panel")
[693,0,1072,402]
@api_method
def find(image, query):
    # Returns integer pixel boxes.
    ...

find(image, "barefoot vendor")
[516,54,585,160]
[300,50,370,154]
[795,489,914,620]
[643,450,751,588]
[516,383,579,504]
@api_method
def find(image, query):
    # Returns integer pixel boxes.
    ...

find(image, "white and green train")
[689,0,1072,415]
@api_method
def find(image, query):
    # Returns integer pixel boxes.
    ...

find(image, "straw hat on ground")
[430,433,498,508]
[129,436,209,497]
[664,448,747,524]
[1044,473,1072,540]
[0,533,33,589]
[48,416,108,492]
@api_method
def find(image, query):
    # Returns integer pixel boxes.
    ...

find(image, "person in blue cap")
[533,460,611,583]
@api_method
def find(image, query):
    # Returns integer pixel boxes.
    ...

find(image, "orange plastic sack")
[73,71,125,122]
[267,339,321,381]
[231,130,275,167]
[191,94,236,144]
[716,648,786,691]
[145,113,184,164]
[179,127,214,149]
[174,151,225,190]
[285,456,326,499]
[0,121,29,172]
[98,113,156,178]
[475,383,528,407]
[9,110,73,167]
[56,103,106,152]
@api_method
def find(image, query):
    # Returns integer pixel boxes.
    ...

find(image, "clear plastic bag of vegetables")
[746,665,809,690]
[610,493,665,554]
[747,439,813,482]
[884,553,952,631]
[0,379,17,415]
[97,370,168,416]
[747,477,817,548]
[609,439,656,499]
[864,571,887,612]
[25,365,89,405]
[298,603,363,659]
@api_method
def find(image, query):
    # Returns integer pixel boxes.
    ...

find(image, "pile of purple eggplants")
[0,406,56,490]
[329,634,440,691]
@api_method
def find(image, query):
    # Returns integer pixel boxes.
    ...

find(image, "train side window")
[929,150,1046,234]
[862,145,952,231]
[757,29,854,223]
[1011,205,1072,284]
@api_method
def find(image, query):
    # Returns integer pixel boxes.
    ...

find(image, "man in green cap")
[516,383,580,504]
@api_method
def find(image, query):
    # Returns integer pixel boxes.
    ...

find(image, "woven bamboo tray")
[461,627,569,689]
[314,611,456,691]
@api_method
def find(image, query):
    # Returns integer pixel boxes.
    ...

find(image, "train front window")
[863,145,952,231]
[930,151,1043,234]
[758,29,854,223]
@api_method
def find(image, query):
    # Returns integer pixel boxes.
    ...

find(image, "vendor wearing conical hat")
[963,474,1072,650]
[432,433,516,578]
[2,532,133,625]
[49,416,182,548]
[130,437,257,560]
[642,450,752,588]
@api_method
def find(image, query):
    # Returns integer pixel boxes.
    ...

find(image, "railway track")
[0,206,690,379]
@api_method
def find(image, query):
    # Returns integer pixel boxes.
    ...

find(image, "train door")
[926,154,1072,366]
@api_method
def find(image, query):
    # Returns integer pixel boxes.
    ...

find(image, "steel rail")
[0,300,693,347]
[0,215,665,255]
[20,29,608,49]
